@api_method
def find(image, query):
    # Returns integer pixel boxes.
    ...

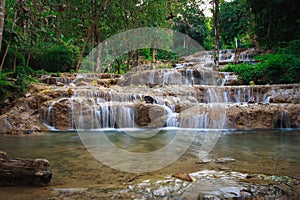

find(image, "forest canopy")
[0,0,299,72]
[0,0,299,96]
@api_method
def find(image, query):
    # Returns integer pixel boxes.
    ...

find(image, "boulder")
[0,151,52,186]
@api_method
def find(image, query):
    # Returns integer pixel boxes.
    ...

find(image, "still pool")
[0,129,299,199]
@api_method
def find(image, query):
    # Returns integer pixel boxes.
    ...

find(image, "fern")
[0,71,15,101]
[0,71,14,87]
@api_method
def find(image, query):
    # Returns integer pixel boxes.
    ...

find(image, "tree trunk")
[116,58,120,74]
[250,13,259,48]
[0,151,52,186]
[134,49,139,67]
[0,8,17,72]
[0,38,10,70]
[0,0,5,72]
[213,0,220,70]
[94,25,102,73]
[126,52,131,72]
[0,0,5,55]
[151,48,156,70]
[26,47,32,70]
[75,0,108,73]
[75,26,93,72]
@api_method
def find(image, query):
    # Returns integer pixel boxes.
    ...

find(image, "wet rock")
[76,81,90,87]
[0,151,52,186]
[225,102,300,129]
[146,82,157,88]
[195,158,214,164]
[247,96,255,103]
[144,95,155,104]
[216,157,236,163]
[116,170,299,200]
[56,81,65,86]
[172,173,193,182]
[134,103,167,128]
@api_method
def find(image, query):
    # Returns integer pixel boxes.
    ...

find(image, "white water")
[42,49,292,131]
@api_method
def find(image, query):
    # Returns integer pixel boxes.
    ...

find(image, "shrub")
[156,49,179,62]
[0,71,14,101]
[42,44,79,72]
[222,63,260,84]
[256,53,300,84]
[30,43,80,73]
[0,66,35,110]
[222,39,300,84]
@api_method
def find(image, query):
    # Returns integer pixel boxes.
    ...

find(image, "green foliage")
[174,0,208,46]
[222,63,258,83]
[34,69,49,75]
[277,39,300,55]
[0,71,14,101]
[202,19,214,50]
[0,65,34,108]
[15,66,30,93]
[114,65,127,75]
[30,43,80,72]
[219,0,252,47]
[156,50,179,62]
[78,69,93,73]
[256,54,300,84]
[222,40,300,84]
[140,49,151,60]
[246,0,300,47]
[2,0,299,77]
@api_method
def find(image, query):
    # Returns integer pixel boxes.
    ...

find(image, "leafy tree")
[174,0,208,46]
[246,0,300,48]
[219,0,252,47]
[1,0,61,71]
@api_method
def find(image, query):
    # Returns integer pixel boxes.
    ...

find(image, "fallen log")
[0,150,52,186]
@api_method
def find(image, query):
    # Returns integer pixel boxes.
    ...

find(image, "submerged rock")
[216,157,236,163]
[113,170,299,200]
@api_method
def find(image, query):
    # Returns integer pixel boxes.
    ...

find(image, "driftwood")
[0,150,52,186]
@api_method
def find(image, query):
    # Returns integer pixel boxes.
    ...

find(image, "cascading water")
[185,68,194,85]
[41,47,297,131]
[37,46,300,175]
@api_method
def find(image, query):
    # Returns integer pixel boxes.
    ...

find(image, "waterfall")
[41,48,281,131]
[161,70,182,85]
[43,98,71,130]
[192,48,258,65]
[279,110,291,129]
[149,70,155,83]
[200,70,205,85]
[43,100,57,130]
[185,69,194,85]
[42,84,296,130]
[219,49,235,63]
[73,97,136,130]
[263,95,271,104]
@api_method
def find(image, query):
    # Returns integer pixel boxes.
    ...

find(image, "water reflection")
[0,129,299,199]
